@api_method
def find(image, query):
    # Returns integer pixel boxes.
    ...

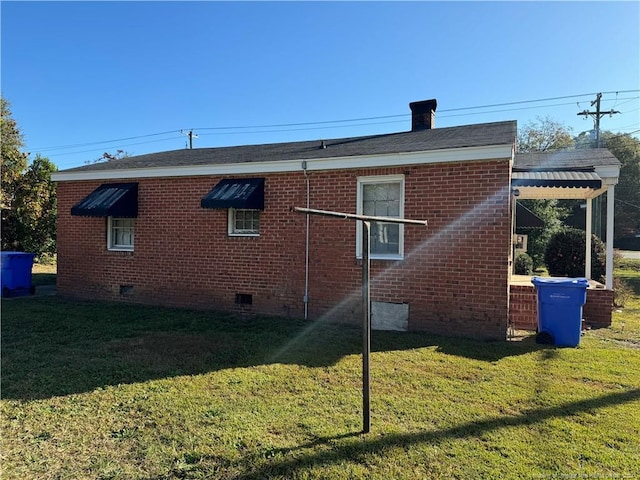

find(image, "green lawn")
[1,266,639,479]
[31,262,57,287]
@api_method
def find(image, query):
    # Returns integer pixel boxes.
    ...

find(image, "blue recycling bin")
[531,277,589,347]
[1,252,36,297]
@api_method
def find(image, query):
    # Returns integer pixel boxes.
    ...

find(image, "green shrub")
[544,228,606,280]
[514,252,533,275]
[612,249,626,269]
[613,277,633,308]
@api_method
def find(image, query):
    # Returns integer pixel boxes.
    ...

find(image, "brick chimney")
[409,99,437,131]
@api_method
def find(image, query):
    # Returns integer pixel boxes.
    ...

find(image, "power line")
[44,135,183,158]
[615,198,640,210]
[30,90,640,155]
[198,119,409,137]
[30,130,179,152]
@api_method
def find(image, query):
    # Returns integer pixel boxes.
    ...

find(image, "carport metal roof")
[511,148,621,289]
[512,149,620,200]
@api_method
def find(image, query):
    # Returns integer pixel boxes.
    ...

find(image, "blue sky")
[2,1,639,170]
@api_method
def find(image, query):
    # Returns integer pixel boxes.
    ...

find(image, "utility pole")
[577,93,620,148]
[577,93,620,243]
[180,129,198,149]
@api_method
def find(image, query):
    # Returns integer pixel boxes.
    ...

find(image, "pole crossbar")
[293,206,428,227]
[293,205,428,433]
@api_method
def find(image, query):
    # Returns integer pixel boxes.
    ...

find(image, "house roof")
[57,120,517,175]
[513,149,620,170]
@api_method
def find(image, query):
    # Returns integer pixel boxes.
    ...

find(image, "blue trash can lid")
[532,277,589,287]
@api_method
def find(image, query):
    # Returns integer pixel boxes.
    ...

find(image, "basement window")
[356,175,405,259]
[228,209,260,236]
[108,217,135,251]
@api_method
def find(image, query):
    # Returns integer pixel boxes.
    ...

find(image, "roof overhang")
[51,144,514,182]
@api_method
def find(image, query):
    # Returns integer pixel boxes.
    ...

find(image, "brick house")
[52,100,620,340]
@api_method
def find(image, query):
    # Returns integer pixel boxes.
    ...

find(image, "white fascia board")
[51,144,513,182]
[594,165,620,185]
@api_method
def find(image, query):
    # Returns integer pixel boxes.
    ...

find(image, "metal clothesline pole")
[293,206,428,433]
[293,207,429,226]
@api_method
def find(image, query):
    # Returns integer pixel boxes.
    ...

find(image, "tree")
[1,97,57,258]
[517,117,575,268]
[517,116,575,153]
[517,198,569,269]
[1,98,29,210]
[601,132,640,241]
[11,156,58,255]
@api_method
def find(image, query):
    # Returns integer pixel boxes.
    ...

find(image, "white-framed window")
[107,217,135,251]
[356,175,405,259]
[228,208,260,236]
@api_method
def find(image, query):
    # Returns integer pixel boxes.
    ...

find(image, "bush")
[613,278,633,308]
[544,228,606,280]
[613,249,625,269]
[514,252,533,275]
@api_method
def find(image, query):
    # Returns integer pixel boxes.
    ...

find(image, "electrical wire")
[197,119,409,137]
[44,135,184,158]
[30,90,640,155]
[31,130,180,152]
[615,198,640,210]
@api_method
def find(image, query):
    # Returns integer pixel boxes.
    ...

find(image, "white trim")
[356,174,405,260]
[605,185,615,290]
[227,208,261,237]
[107,217,135,251]
[594,165,620,183]
[51,144,513,182]
[585,199,592,279]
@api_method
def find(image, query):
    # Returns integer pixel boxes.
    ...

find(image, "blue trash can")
[531,277,589,347]
[1,252,36,297]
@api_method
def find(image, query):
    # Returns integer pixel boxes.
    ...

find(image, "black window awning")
[201,178,265,210]
[71,183,138,217]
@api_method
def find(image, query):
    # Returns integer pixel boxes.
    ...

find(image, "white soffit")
[52,144,513,182]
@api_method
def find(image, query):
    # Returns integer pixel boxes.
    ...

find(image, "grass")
[599,257,640,347]
[31,262,57,287]
[1,264,639,479]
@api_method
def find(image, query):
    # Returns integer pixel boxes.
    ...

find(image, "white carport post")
[585,198,593,279]
[605,184,615,290]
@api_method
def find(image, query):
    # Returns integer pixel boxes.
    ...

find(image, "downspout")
[302,161,310,320]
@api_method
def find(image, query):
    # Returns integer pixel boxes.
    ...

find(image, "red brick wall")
[509,285,537,330]
[509,285,613,330]
[57,159,512,339]
[583,289,614,328]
